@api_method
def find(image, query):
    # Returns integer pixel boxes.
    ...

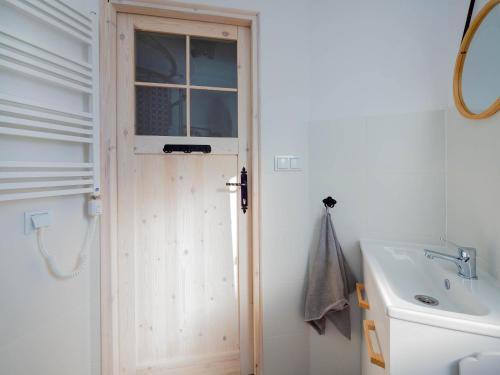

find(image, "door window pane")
[136,31,186,84]
[190,90,237,138]
[136,86,186,136]
[190,38,237,88]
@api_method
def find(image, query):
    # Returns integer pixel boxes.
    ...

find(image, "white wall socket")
[24,210,51,235]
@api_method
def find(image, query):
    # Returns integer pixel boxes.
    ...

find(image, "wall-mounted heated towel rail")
[0,0,99,201]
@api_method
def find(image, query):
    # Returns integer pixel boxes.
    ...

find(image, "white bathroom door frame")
[99,2,262,375]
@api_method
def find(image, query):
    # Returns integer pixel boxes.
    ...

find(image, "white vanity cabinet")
[360,258,389,375]
[359,242,500,375]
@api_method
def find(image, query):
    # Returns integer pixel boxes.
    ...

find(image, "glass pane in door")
[136,86,186,136]
[190,37,237,88]
[136,31,186,84]
[190,90,237,137]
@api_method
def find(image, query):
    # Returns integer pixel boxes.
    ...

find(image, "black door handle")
[225,167,248,214]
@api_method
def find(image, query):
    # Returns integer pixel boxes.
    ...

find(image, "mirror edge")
[453,0,500,120]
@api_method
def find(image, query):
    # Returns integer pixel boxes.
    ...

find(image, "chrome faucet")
[424,244,477,280]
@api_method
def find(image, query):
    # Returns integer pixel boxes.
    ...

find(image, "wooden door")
[116,13,253,375]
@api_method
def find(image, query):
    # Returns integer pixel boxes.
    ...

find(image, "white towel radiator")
[0,0,99,201]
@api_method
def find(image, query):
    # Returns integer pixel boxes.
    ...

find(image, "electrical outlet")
[24,210,51,235]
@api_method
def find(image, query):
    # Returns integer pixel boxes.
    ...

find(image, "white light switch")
[275,156,290,171]
[274,155,301,171]
[290,157,301,170]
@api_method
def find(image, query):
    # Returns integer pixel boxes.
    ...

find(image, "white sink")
[360,239,500,338]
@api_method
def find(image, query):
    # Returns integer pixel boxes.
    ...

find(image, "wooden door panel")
[135,155,239,369]
[136,351,240,375]
[117,13,252,375]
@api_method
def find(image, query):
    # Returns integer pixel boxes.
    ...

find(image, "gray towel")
[304,209,356,339]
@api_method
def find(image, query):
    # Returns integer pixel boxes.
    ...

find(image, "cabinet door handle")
[356,282,370,310]
[363,320,385,369]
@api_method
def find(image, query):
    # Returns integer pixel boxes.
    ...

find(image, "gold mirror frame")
[453,0,500,119]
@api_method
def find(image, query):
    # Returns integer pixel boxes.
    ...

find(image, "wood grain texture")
[137,351,240,375]
[236,25,253,374]
[132,13,237,40]
[134,136,238,155]
[250,18,262,375]
[135,82,238,92]
[363,320,385,369]
[134,155,239,366]
[116,12,254,374]
[110,0,256,26]
[99,2,119,375]
[117,13,137,375]
[101,3,261,374]
[356,282,370,310]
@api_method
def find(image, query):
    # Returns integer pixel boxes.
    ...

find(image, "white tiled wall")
[446,107,500,280]
[444,0,500,281]
[305,0,459,371]
[308,110,447,375]
[263,333,310,375]
[309,110,446,248]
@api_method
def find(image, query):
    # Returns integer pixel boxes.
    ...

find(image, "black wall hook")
[322,196,337,209]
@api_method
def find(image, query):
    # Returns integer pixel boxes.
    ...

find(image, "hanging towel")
[304,209,356,339]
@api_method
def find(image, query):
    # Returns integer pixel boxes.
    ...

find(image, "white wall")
[307,1,456,374]
[308,110,446,375]
[174,1,312,374]
[309,0,451,120]
[1,0,312,373]
[446,0,500,281]
[0,1,100,374]
[125,2,496,375]
[134,2,496,375]
[2,1,496,375]
[446,108,500,280]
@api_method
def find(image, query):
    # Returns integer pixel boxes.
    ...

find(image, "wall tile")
[263,333,310,375]
[309,118,367,173]
[263,279,309,339]
[308,109,446,375]
[447,171,500,278]
[309,295,361,375]
[365,171,446,242]
[365,111,445,174]
[447,109,500,175]
[308,171,368,278]
[446,107,500,280]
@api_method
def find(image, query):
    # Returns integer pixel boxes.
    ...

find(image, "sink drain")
[414,295,439,306]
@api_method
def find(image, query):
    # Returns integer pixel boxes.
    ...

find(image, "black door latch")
[226,167,248,213]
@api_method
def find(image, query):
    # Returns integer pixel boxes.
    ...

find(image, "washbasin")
[360,239,500,338]
[378,245,488,316]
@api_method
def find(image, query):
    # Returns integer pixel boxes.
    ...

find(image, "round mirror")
[453,0,500,119]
